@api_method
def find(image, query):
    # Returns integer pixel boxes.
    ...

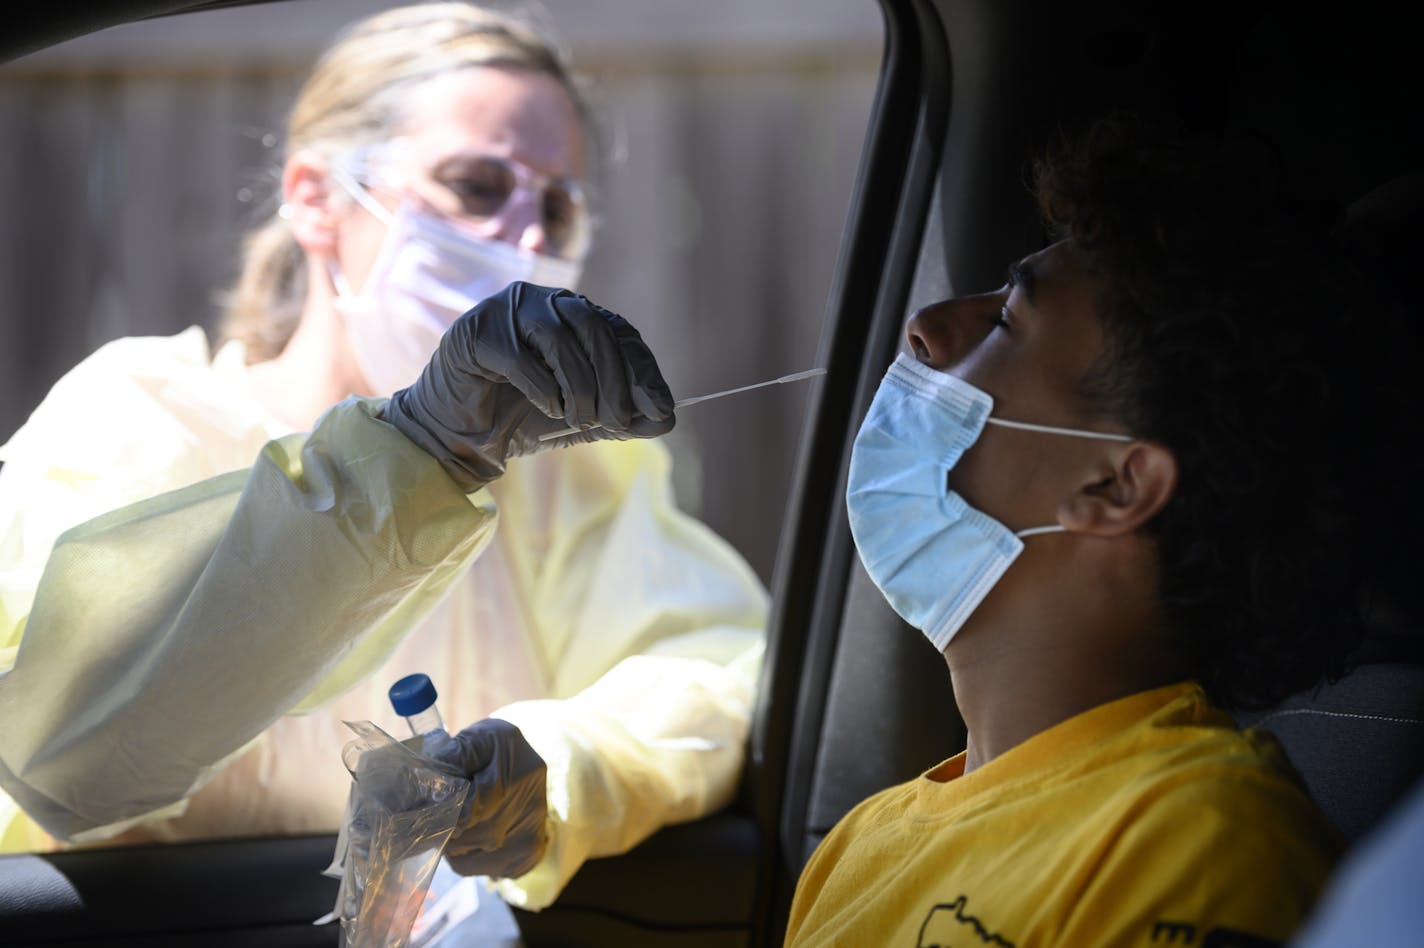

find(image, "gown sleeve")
[0,394,497,843]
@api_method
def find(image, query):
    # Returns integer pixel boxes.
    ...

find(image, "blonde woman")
[0,2,767,911]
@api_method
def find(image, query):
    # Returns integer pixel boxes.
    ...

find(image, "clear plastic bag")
[326,720,471,948]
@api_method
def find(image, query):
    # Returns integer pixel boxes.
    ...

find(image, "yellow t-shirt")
[785,682,1341,948]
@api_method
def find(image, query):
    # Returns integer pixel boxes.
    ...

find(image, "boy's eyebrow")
[1007,260,1036,303]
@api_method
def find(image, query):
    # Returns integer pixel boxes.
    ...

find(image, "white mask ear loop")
[325,164,397,300]
[1016,524,1066,538]
[328,164,396,226]
[988,419,1133,540]
[986,417,1135,442]
[328,262,356,299]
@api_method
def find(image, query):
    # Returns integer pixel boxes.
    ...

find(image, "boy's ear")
[282,149,339,254]
[1058,441,1178,536]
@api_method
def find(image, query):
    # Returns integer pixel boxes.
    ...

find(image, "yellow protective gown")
[0,327,769,909]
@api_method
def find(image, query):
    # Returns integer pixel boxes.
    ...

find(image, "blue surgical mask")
[846,353,1132,652]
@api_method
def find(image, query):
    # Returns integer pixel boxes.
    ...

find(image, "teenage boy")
[785,116,1390,947]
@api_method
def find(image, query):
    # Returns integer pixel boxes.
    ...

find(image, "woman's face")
[334,64,588,293]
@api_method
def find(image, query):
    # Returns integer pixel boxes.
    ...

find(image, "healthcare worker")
[0,2,768,911]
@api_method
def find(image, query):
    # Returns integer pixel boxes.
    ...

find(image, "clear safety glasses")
[348,141,592,262]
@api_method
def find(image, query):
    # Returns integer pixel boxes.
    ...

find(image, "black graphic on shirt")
[916,895,1015,947]
[1151,920,1281,948]
[1153,921,1197,944]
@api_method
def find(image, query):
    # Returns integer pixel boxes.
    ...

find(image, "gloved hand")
[421,718,550,879]
[380,282,675,492]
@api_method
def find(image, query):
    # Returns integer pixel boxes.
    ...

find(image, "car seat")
[1235,659,1424,844]
[1233,168,1424,844]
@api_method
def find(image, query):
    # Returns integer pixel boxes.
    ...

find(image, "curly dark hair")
[1032,114,1413,710]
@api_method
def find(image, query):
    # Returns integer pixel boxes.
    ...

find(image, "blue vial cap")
[389,673,438,717]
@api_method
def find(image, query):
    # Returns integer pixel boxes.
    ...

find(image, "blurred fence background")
[0,0,881,582]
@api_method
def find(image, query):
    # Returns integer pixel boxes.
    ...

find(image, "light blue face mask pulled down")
[846,352,1132,652]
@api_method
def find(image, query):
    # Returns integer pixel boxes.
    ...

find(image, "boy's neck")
[947,538,1188,774]
[953,654,1186,774]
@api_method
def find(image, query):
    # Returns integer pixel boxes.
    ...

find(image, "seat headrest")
[1346,168,1424,241]
[1343,170,1424,648]
[1346,168,1424,296]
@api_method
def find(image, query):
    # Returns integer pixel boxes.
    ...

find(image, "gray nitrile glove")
[380,282,675,492]
[421,718,549,879]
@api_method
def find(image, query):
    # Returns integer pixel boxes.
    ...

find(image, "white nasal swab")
[537,367,827,442]
[672,367,828,408]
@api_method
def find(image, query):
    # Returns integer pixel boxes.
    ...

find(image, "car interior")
[2,0,1421,946]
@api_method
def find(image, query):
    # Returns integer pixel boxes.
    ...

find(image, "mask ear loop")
[987,418,1134,540]
[1015,524,1066,538]
[328,164,396,226]
[325,163,398,302]
[985,417,1135,442]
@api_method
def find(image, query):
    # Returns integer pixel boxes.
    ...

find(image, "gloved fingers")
[444,813,549,879]
[424,717,507,775]
[548,290,647,432]
[443,799,546,860]
[483,281,613,428]
[443,847,498,878]
[470,284,568,420]
[427,718,547,823]
[519,286,676,437]
[444,777,549,880]
[413,727,459,764]
[625,409,676,439]
[534,311,673,442]
[520,299,609,429]
[474,721,547,794]
[423,718,548,874]
[431,283,567,418]
[606,312,675,427]
[508,287,643,433]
